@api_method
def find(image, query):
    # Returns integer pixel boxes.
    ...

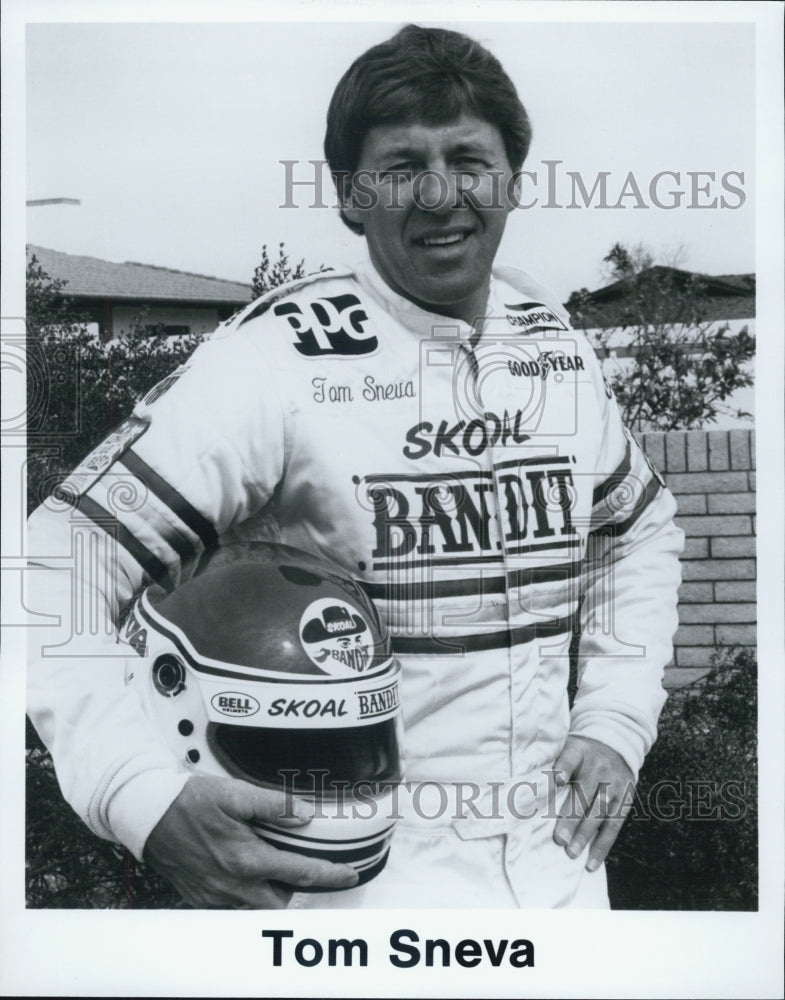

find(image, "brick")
[686,431,708,471]
[678,582,714,603]
[711,537,757,558]
[748,471,756,491]
[750,430,755,469]
[664,471,748,494]
[679,603,756,624]
[707,493,757,515]
[665,432,687,472]
[682,538,709,559]
[674,624,715,645]
[675,515,752,537]
[674,493,707,515]
[671,649,716,670]
[708,431,730,471]
[715,581,756,602]
[715,624,757,646]
[643,433,665,472]
[729,429,751,470]
[664,664,712,687]
[681,559,756,580]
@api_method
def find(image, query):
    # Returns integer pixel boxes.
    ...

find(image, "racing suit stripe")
[363,562,581,601]
[391,612,576,654]
[361,576,506,600]
[74,494,175,590]
[120,448,219,550]
[591,440,632,507]
[506,560,581,588]
[588,475,662,541]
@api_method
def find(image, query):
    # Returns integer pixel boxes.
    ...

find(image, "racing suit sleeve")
[568,354,684,780]
[26,328,288,859]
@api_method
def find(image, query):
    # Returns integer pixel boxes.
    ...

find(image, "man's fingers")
[553,805,582,849]
[552,772,596,847]
[557,810,605,861]
[585,819,625,872]
[262,846,360,890]
[552,739,585,786]
[220,778,315,827]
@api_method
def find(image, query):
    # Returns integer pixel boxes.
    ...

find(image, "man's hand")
[143,774,359,908]
[552,735,635,873]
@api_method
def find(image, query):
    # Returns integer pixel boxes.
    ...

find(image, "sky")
[24,16,756,301]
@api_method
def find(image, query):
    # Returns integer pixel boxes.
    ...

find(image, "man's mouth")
[415,231,471,247]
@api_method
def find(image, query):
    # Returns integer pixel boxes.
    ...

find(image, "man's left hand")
[552,735,635,872]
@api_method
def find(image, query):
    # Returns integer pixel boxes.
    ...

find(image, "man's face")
[342,116,518,326]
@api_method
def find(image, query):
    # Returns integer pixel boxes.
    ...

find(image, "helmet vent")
[152,654,186,697]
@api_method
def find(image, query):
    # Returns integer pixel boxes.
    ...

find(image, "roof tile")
[27,245,252,305]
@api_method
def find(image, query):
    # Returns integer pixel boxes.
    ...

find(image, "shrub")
[26,309,204,516]
[25,720,182,909]
[606,647,758,910]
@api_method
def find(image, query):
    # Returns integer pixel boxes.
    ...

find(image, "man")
[27,24,683,909]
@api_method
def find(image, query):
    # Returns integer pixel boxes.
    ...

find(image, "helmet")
[121,542,403,888]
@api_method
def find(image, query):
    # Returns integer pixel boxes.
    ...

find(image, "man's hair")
[325,24,532,234]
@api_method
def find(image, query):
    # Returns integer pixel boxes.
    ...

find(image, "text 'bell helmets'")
[121,542,403,888]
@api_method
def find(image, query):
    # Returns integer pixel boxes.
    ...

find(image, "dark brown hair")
[324,24,532,233]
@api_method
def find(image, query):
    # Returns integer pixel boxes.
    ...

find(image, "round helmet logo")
[299,598,374,676]
[152,654,186,697]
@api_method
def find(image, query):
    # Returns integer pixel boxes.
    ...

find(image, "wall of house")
[110,304,221,338]
[639,428,757,689]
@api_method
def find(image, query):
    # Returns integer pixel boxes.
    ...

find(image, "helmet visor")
[208,718,402,796]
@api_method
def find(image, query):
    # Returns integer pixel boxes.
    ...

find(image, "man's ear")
[338,174,364,230]
[507,170,522,213]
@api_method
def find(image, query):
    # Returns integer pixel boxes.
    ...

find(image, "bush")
[25,719,182,909]
[567,243,755,431]
[26,311,204,516]
[606,647,758,910]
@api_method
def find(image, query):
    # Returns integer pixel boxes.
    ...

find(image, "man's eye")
[454,160,487,174]
[379,165,415,181]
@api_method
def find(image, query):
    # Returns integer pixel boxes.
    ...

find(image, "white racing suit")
[27,257,683,908]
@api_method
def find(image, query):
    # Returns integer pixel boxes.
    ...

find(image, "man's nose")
[412,168,463,213]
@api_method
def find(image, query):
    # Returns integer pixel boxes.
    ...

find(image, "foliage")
[26,253,88,340]
[26,243,322,515]
[606,647,758,910]
[25,720,183,909]
[251,241,306,298]
[26,253,205,515]
[600,240,655,282]
[567,243,755,432]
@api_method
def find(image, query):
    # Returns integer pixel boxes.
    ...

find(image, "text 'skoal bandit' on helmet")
[122,543,403,888]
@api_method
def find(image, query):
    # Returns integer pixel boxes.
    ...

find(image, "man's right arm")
[26,328,357,902]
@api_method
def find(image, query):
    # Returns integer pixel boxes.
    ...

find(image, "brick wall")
[639,428,757,689]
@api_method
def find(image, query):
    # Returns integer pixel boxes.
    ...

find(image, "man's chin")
[411,275,487,315]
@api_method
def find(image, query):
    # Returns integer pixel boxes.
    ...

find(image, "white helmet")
[121,542,403,888]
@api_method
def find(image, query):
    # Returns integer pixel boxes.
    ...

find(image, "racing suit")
[27,256,684,908]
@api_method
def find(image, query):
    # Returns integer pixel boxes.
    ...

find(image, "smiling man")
[341,116,517,323]
[27,24,683,909]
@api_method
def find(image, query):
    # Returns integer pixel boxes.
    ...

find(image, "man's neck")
[365,254,491,330]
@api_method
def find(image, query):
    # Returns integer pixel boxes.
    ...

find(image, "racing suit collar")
[354,251,494,341]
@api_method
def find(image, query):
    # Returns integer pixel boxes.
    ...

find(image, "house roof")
[27,245,252,306]
[566,266,756,327]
